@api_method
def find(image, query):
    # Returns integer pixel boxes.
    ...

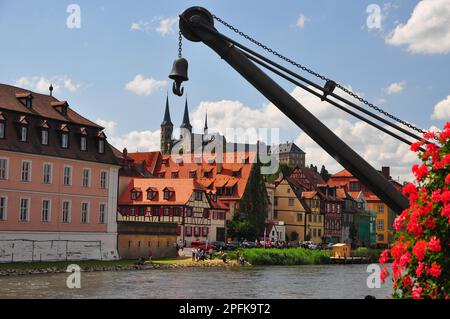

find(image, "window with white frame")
[0,158,8,180]
[63,166,72,186]
[81,202,89,224]
[41,130,49,145]
[100,171,108,189]
[80,136,87,151]
[0,196,7,220]
[21,161,31,182]
[43,163,52,184]
[82,168,90,187]
[20,198,29,222]
[377,219,384,231]
[0,122,5,139]
[99,204,106,224]
[61,133,69,149]
[98,139,105,154]
[42,199,51,223]
[20,126,28,142]
[62,201,71,223]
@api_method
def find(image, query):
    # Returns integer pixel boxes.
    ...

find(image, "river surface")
[0,264,392,299]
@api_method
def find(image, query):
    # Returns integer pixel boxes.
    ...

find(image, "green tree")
[349,223,358,243]
[228,163,269,240]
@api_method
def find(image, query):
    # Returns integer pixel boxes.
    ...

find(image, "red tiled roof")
[127,152,256,200]
[0,83,102,128]
[119,178,207,206]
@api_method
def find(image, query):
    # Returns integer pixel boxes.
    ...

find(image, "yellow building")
[272,178,308,242]
[366,194,390,246]
[302,191,325,244]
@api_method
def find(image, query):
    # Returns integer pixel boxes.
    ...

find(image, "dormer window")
[25,98,32,109]
[162,158,169,165]
[0,122,4,139]
[61,133,69,149]
[98,139,105,154]
[232,167,242,177]
[130,188,142,200]
[204,171,211,178]
[41,129,49,145]
[195,191,203,201]
[0,113,5,139]
[171,171,179,178]
[51,101,68,116]
[20,126,28,142]
[189,170,197,178]
[81,136,87,151]
[16,93,33,109]
[97,131,106,154]
[163,188,174,200]
[146,188,156,200]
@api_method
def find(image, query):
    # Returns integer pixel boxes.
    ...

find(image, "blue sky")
[1,0,449,179]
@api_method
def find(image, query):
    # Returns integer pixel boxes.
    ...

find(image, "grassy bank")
[0,259,136,271]
[227,248,332,265]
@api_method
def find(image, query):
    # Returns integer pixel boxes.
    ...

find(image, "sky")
[1,0,450,182]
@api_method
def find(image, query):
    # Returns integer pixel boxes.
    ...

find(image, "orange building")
[0,83,120,262]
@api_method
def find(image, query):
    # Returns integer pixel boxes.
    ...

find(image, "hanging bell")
[169,57,189,96]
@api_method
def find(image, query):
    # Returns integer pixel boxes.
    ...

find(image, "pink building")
[0,83,120,262]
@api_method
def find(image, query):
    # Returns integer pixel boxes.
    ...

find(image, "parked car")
[240,241,257,248]
[323,243,335,250]
[190,240,213,250]
[212,241,226,251]
[225,241,240,250]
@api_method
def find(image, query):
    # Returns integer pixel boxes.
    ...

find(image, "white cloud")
[155,17,178,36]
[125,74,167,96]
[296,14,309,28]
[431,95,450,120]
[130,21,150,32]
[385,81,405,94]
[96,118,160,152]
[386,0,450,54]
[15,75,82,94]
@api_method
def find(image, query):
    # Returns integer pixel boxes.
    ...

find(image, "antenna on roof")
[49,84,54,97]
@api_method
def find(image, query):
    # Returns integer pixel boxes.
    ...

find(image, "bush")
[235,248,331,265]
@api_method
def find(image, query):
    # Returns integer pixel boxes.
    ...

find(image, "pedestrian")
[191,248,196,262]
[236,248,240,262]
[148,249,153,264]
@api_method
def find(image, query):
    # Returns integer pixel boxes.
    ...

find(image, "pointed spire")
[161,94,173,126]
[180,97,192,131]
[204,111,208,134]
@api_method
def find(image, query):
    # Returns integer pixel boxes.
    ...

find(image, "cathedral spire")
[204,111,208,135]
[161,94,173,126]
[180,97,192,132]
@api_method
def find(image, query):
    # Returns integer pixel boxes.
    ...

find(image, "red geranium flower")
[428,237,441,252]
[412,240,427,261]
[427,264,442,278]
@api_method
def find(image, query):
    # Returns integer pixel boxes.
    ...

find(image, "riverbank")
[0,257,249,276]
[0,248,382,276]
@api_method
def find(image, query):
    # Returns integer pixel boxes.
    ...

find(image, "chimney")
[381,166,390,179]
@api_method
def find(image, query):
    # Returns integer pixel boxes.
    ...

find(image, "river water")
[0,264,392,299]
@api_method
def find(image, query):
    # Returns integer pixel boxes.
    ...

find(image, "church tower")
[160,95,173,155]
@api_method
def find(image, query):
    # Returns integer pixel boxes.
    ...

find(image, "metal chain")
[212,14,427,135]
[178,30,183,58]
